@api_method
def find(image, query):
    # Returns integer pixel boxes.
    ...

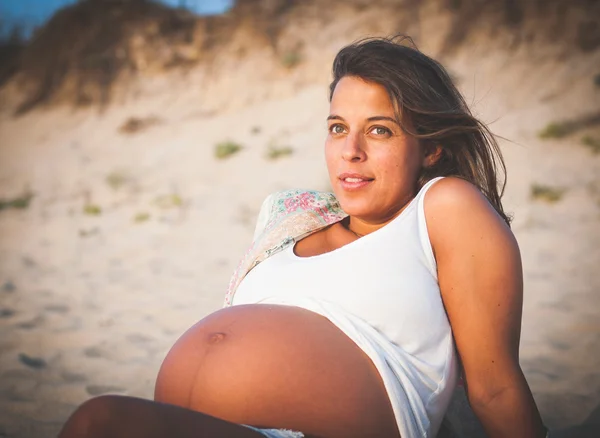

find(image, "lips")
[338,172,374,181]
[338,172,374,191]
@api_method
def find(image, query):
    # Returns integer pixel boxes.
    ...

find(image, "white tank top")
[233,177,458,437]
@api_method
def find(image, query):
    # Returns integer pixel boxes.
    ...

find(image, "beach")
[1,1,599,436]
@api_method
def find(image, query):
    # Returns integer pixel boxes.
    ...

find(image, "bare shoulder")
[424,177,497,216]
[423,177,515,253]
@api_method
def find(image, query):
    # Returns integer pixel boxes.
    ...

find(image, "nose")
[341,132,366,162]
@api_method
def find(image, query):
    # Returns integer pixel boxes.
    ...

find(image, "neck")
[344,217,370,238]
[348,227,364,238]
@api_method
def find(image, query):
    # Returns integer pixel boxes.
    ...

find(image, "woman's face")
[325,76,425,225]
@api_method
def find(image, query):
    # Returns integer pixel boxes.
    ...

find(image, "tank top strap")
[415,176,445,279]
[418,176,445,197]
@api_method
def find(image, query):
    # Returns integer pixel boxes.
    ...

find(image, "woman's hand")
[426,177,547,438]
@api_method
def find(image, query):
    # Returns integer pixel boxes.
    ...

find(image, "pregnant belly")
[154,304,399,438]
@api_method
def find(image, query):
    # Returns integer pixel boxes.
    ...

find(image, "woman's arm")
[426,177,547,438]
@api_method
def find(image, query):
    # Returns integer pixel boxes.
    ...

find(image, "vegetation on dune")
[0,0,597,114]
[3,0,199,115]
[0,21,25,89]
[105,170,130,190]
[280,50,302,69]
[581,135,600,154]
[538,112,600,140]
[530,184,566,203]
[133,212,151,223]
[439,0,599,54]
[266,143,294,160]
[538,122,574,139]
[0,191,34,211]
[154,193,183,209]
[215,140,243,159]
[83,204,102,216]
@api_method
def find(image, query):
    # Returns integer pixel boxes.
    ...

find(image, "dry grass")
[0,22,25,88]
[133,212,150,223]
[281,50,302,69]
[530,184,566,203]
[538,122,576,139]
[105,170,130,189]
[215,141,243,159]
[2,0,298,114]
[154,194,183,209]
[438,0,599,54]
[1,0,597,114]
[538,112,600,139]
[10,0,198,115]
[266,144,294,160]
[581,136,600,154]
[0,191,34,211]
[83,204,102,216]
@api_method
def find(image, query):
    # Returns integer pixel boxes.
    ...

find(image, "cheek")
[388,145,421,171]
[324,142,337,171]
[374,153,417,187]
[372,151,401,176]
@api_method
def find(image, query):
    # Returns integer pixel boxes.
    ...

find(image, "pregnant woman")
[58,36,547,438]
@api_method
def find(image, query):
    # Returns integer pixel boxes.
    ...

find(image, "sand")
[1,28,599,438]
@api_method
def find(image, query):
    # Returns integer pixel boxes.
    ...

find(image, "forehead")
[330,76,395,115]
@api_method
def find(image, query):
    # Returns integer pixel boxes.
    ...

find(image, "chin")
[335,195,372,217]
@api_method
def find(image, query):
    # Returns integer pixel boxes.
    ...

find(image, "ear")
[423,144,443,167]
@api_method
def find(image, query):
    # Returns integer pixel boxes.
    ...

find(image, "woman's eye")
[371,126,390,136]
[330,124,345,134]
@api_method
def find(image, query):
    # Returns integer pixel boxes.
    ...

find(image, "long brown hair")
[329,36,511,225]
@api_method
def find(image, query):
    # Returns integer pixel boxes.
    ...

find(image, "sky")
[0,0,234,36]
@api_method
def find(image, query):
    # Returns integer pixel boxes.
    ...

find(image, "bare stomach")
[154,304,399,438]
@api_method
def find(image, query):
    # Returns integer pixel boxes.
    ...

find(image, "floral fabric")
[224,189,348,307]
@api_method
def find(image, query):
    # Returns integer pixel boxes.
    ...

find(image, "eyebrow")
[327,114,401,126]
